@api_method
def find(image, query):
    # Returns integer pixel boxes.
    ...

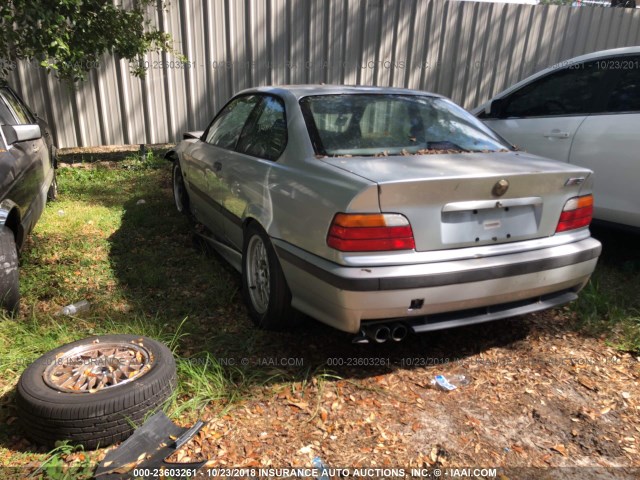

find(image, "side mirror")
[183,131,205,140]
[2,124,42,145]
[488,98,506,119]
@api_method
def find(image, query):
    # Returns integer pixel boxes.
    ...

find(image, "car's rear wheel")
[0,226,20,314]
[47,147,58,201]
[16,334,177,449]
[47,171,58,201]
[242,223,295,330]
[172,162,190,215]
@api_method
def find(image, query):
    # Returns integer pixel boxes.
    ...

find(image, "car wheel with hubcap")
[242,223,295,330]
[47,147,58,201]
[46,171,58,201]
[16,334,177,449]
[0,226,20,314]
[172,162,190,215]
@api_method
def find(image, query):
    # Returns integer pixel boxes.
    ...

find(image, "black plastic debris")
[95,411,206,479]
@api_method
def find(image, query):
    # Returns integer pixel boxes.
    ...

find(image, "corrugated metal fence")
[7,0,640,148]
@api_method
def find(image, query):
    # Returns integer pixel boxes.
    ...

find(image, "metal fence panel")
[8,0,640,148]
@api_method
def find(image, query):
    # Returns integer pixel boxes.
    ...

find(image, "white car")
[474,47,640,229]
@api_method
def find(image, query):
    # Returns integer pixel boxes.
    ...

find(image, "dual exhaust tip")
[353,323,408,344]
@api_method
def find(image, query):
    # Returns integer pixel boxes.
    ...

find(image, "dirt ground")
[153,310,638,479]
[96,184,640,478]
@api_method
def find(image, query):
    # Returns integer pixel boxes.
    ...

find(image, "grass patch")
[570,226,640,353]
[0,153,291,470]
[31,442,93,480]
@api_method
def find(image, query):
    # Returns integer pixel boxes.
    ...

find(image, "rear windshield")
[299,94,510,156]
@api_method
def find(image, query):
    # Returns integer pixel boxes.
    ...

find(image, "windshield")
[300,94,511,156]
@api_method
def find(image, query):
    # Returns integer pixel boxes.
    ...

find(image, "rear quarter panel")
[263,91,381,258]
[259,157,379,258]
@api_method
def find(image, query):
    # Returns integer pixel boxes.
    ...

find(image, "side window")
[606,57,640,113]
[0,88,32,124]
[205,95,259,149]
[0,95,15,125]
[236,95,287,161]
[502,61,607,118]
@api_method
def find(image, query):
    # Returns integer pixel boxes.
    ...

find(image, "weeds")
[32,442,93,480]
[172,352,247,417]
[570,227,640,353]
[0,153,260,471]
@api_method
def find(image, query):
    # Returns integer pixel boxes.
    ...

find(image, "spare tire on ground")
[16,334,177,450]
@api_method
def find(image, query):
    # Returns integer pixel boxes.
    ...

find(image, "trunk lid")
[321,152,592,250]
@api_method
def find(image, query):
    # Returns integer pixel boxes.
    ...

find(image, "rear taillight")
[556,195,594,233]
[327,213,415,252]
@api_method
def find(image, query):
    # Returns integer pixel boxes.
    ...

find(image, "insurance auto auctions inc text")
[204,466,498,478]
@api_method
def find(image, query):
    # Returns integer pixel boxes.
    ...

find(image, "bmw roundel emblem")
[492,179,509,197]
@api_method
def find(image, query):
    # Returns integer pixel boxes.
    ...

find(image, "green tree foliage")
[0,0,179,81]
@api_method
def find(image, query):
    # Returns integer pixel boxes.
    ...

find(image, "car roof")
[235,84,445,100]
[473,46,640,111]
[560,46,640,64]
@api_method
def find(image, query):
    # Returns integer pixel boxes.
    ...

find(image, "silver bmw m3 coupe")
[166,85,601,343]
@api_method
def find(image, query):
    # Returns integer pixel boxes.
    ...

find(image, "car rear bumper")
[275,237,601,334]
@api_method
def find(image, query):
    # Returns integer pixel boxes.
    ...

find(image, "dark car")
[0,83,57,313]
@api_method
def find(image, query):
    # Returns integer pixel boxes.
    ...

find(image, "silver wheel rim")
[43,341,153,393]
[173,165,185,212]
[246,235,270,314]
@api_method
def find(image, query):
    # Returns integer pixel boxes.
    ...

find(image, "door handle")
[544,130,569,139]
[213,161,222,172]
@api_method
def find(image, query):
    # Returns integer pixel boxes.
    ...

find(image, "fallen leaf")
[298,445,312,454]
[320,409,328,422]
[288,401,309,410]
[578,376,597,391]
[551,444,567,456]
[511,445,525,455]
[429,446,439,463]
